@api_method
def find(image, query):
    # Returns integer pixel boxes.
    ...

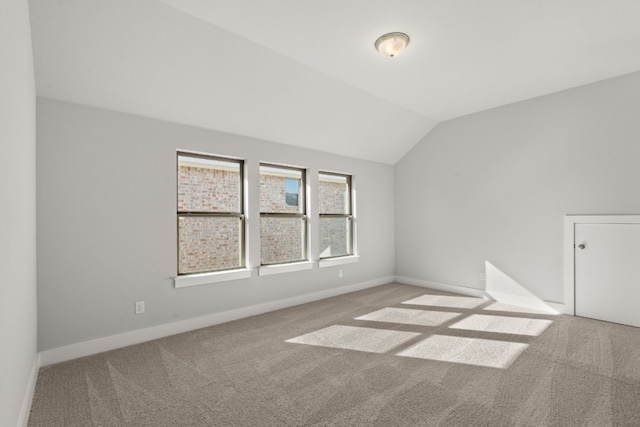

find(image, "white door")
[575,223,640,328]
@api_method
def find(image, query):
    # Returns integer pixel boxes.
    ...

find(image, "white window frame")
[318,171,355,264]
[174,151,249,288]
[258,163,310,269]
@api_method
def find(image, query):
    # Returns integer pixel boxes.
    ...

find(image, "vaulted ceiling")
[29,0,640,164]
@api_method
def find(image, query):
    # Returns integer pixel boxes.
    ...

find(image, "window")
[177,153,244,275]
[319,172,352,259]
[260,164,306,265]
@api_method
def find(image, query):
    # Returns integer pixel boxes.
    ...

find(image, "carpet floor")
[28,283,640,426]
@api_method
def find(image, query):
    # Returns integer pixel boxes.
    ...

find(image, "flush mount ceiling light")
[374,32,410,58]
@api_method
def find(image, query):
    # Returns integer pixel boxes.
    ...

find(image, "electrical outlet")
[135,301,145,315]
[480,272,486,282]
[339,270,343,278]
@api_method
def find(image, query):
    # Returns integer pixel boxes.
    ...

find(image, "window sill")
[318,255,360,268]
[259,261,313,276]
[174,268,253,288]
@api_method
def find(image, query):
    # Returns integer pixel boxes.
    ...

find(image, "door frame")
[564,214,640,316]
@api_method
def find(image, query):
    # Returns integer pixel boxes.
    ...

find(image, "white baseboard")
[395,276,487,298]
[395,276,566,314]
[40,276,394,366]
[18,352,40,427]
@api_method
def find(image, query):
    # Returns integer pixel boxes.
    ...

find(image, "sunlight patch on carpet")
[355,307,461,327]
[402,295,486,309]
[286,325,420,353]
[449,314,553,336]
[397,335,529,368]
[482,301,554,314]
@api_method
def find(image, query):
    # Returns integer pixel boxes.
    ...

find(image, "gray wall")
[0,0,38,425]
[36,98,395,351]
[395,71,640,304]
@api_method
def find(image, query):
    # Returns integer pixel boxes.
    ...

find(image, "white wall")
[0,1,38,425]
[36,98,395,352]
[395,71,640,304]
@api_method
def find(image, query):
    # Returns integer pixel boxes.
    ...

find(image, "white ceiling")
[29,0,640,164]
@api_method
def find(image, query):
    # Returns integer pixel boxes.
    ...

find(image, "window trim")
[174,268,253,288]
[258,261,313,276]
[318,171,354,260]
[176,151,246,276]
[318,255,360,268]
[259,163,308,266]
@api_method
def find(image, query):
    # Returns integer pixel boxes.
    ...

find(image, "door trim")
[564,215,640,316]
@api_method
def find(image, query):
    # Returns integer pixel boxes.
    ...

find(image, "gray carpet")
[28,283,640,426]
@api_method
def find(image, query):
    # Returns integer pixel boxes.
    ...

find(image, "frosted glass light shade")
[375,32,410,58]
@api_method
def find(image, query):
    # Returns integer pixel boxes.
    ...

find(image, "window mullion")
[179,212,244,217]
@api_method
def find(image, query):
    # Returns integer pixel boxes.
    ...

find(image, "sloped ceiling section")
[29,0,640,164]
[159,0,640,122]
[29,0,436,164]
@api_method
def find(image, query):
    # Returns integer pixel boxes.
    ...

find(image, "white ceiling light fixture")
[375,32,410,58]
